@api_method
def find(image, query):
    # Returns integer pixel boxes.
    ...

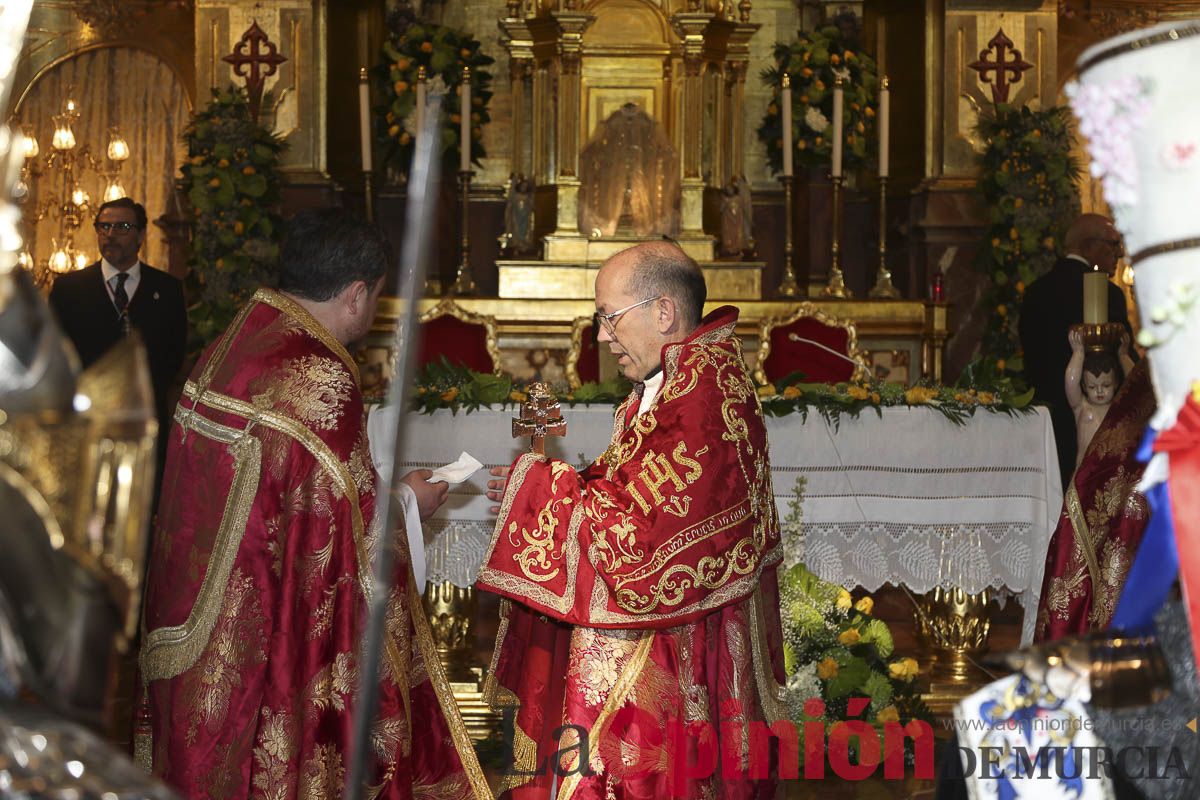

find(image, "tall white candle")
[878,76,890,178]
[1083,269,1109,325]
[781,73,793,177]
[358,67,372,172]
[416,65,427,139]
[460,66,471,172]
[831,76,844,178]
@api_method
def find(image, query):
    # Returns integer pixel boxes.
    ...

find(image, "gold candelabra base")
[422,581,500,740]
[915,585,994,715]
[822,264,852,299]
[869,270,901,299]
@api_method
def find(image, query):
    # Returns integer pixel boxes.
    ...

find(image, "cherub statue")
[1066,327,1135,467]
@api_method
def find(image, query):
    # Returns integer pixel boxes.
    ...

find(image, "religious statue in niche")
[1066,327,1135,467]
[719,175,755,258]
[501,173,537,256]
[579,103,680,238]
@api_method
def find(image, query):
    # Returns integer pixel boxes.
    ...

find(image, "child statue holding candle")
[1066,327,1135,466]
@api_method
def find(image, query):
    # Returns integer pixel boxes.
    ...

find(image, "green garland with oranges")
[374,9,493,178]
[180,87,285,353]
[758,26,880,174]
[973,105,1080,375]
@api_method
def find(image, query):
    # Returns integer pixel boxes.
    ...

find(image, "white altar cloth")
[387,405,1061,645]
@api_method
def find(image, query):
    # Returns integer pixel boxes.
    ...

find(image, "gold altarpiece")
[495,0,766,300]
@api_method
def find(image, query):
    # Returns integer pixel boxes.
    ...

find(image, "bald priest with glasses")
[478,241,787,799]
[49,197,187,451]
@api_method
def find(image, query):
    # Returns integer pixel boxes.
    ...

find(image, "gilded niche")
[579,103,681,238]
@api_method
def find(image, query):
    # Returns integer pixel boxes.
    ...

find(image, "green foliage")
[401,360,1036,426]
[973,104,1081,373]
[755,375,1035,429]
[405,358,631,414]
[180,87,285,353]
[375,9,494,177]
[758,26,879,174]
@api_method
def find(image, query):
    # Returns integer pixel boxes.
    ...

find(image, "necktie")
[113,272,129,316]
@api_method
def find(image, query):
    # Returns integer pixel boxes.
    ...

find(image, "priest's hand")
[486,466,510,514]
[401,469,449,521]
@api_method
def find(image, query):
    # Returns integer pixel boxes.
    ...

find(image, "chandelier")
[14,95,130,286]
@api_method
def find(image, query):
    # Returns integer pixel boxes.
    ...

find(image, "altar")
[394,403,1061,646]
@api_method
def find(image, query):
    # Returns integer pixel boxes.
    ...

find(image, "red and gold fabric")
[1036,360,1156,641]
[478,306,788,799]
[137,289,489,800]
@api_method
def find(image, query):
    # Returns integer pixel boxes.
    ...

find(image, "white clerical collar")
[1065,253,1092,269]
[637,369,665,417]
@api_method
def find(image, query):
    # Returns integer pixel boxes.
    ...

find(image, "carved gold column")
[671,12,712,238]
[551,10,593,236]
[724,20,758,182]
[499,15,535,180]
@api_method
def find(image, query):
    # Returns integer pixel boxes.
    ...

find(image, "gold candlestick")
[451,169,477,295]
[777,174,799,297]
[869,175,899,298]
[1072,322,1124,353]
[363,171,375,224]
[821,174,851,298]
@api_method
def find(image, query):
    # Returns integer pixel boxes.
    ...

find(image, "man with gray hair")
[480,241,786,798]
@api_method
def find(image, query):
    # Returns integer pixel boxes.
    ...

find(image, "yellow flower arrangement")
[847,385,870,401]
[835,589,853,611]
[509,390,528,403]
[440,387,459,403]
[817,657,839,680]
[757,383,778,398]
[783,385,803,399]
[838,628,862,646]
[854,596,874,615]
[888,657,920,681]
[904,386,938,405]
[876,705,900,723]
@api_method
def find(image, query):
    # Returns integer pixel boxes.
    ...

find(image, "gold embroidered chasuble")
[477,306,788,799]
[138,290,490,800]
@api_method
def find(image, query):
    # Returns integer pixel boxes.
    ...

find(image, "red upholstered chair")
[565,316,601,390]
[417,299,502,374]
[754,302,869,385]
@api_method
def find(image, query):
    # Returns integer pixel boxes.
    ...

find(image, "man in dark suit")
[48,197,187,449]
[1018,213,1133,488]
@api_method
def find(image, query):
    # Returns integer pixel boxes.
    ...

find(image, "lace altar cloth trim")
[389,405,1061,646]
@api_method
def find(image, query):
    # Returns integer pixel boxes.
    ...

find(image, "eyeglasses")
[593,296,659,333]
[94,221,138,233]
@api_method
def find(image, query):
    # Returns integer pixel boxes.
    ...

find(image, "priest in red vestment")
[138,209,490,800]
[479,242,787,800]
[1036,359,1156,641]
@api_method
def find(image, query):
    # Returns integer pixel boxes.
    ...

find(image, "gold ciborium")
[1072,322,1124,354]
